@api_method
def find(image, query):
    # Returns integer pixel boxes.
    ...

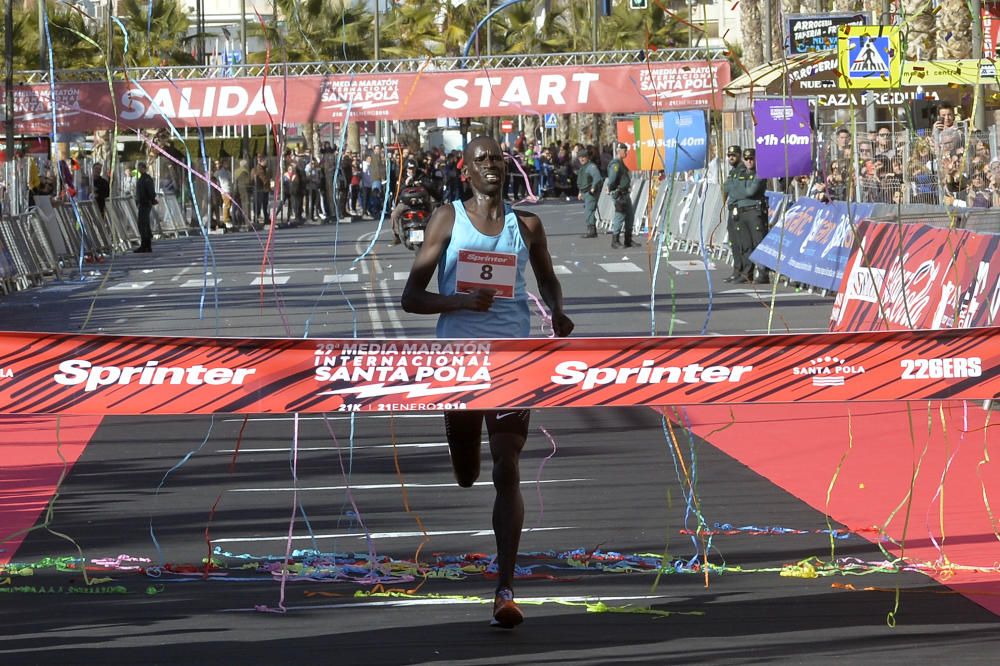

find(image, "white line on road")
[108,282,154,291]
[324,273,359,283]
[600,262,643,273]
[251,276,291,286]
[170,266,194,282]
[230,478,589,493]
[212,526,574,545]
[216,442,452,453]
[180,279,221,288]
[722,288,815,299]
[378,278,405,334]
[222,594,669,612]
[553,265,572,275]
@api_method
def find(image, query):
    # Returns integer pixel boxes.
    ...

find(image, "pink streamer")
[535,427,559,528]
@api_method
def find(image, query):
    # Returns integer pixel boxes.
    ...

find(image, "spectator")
[214,159,233,228]
[234,158,251,227]
[829,127,852,165]
[933,102,964,157]
[967,171,992,208]
[252,155,271,225]
[875,127,895,161]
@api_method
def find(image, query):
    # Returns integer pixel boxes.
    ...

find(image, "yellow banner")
[901,60,999,86]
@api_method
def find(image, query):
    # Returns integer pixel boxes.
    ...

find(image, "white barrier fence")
[0,193,188,295]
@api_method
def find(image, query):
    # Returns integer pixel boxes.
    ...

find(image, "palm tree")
[493,0,570,55]
[935,0,972,60]
[380,2,439,59]
[118,0,196,67]
[901,0,936,60]
[2,1,104,71]
[740,0,764,70]
[315,0,373,62]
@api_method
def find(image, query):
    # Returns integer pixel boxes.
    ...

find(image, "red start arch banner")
[1,61,730,133]
[0,326,995,416]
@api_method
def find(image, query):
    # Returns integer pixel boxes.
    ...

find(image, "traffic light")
[630,0,649,8]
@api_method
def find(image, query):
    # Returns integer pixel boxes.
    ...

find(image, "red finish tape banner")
[0,328,997,415]
[0,61,730,134]
[831,221,1000,332]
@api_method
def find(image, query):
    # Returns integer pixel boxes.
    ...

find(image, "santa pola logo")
[0,367,11,380]
[792,355,866,387]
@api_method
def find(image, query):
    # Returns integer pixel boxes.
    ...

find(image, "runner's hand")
[463,288,496,312]
[552,312,574,337]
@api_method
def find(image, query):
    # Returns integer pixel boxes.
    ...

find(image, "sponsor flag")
[661,110,708,173]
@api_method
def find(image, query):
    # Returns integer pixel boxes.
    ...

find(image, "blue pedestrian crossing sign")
[837,25,900,89]
[544,113,558,129]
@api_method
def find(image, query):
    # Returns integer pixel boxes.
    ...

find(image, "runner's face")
[464,140,506,194]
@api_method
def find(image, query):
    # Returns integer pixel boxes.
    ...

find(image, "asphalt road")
[2,200,999,665]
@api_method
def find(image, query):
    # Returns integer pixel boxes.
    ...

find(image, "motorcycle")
[397,185,433,251]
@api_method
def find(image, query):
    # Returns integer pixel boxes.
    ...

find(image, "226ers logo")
[455,249,517,299]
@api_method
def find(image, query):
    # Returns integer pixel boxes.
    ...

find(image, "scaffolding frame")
[15,48,729,84]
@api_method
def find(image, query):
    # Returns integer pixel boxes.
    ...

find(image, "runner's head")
[463,136,506,196]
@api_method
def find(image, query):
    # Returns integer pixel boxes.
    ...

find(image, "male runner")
[401,135,574,628]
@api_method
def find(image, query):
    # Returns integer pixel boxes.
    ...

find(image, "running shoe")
[491,588,524,628]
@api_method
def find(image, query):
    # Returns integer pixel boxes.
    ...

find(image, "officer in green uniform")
[723,147,769,284]
[606,142,637,249]
[576,147,603,239]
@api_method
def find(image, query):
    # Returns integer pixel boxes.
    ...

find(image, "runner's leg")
[443,411,483,487]
[485,409,530,592]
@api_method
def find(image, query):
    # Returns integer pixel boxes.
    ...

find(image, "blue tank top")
[437,200,531,339]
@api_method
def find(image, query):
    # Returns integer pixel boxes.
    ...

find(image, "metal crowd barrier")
[0,193,147,294]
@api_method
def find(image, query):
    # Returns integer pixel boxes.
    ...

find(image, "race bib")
[455,249,517,299]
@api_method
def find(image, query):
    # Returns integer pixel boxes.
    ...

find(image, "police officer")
[723,148,769,284]
[576,146,603,238]
[606,142,637,249]
[722,145,745,282]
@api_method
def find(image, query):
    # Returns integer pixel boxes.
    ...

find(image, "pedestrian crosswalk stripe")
[599,262,643,273]
[553,265,572,275]
[323,274,360,284]
[180,279,222,288]
[393,271,410,281]
[251,276,290,286]
[108,281,154,291]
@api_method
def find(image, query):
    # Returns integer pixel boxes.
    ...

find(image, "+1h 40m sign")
[837,25,901,89]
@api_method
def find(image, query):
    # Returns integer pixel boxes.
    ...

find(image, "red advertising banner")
[985,3,1000,58]
[0,328,996,416]
[615,119,639,171]
[831,221,1000,332]
[0,61,730,133]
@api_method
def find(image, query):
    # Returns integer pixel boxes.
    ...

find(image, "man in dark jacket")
[134,162,156,253]
[92,163,110,219]
[723,148,768,284]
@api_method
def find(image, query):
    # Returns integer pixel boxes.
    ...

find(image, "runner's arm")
[522,212,574,338]
[401,204,495,315]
